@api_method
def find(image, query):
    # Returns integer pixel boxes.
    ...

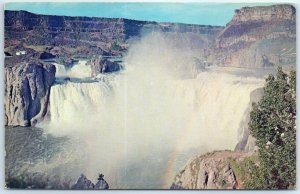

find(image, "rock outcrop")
[94,174,109,189]
[4,62,56,126]
[170,151,253,189]
[71,174,109,190]
[215,4,296,68]
[87,56,122,76]
[231,4,295,23]
[217,4,295,48]
[71,174,95,190]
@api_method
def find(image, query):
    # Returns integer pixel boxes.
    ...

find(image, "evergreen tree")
[246,67,296,189]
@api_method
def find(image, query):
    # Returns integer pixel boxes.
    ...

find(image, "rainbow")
[161,113,199,189]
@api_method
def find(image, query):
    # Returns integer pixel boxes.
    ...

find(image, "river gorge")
[4,3,296,190]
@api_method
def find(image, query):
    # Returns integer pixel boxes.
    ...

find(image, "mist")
[34,32,264,189]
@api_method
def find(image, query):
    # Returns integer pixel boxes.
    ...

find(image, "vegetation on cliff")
[245,67,296,189]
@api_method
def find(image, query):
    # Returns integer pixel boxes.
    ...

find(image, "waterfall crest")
[53,60,92,79]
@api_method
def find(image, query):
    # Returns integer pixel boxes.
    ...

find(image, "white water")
[38,33,265,189]
[53,60,92,79]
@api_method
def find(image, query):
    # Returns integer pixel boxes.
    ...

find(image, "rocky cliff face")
[5,10,125,45]
[170,151,253,189]
[4,62,56,126]
[235,87,264,152]
[215,4,296,68]
[217,4,295,49]
[4,10,223,58]
[5,4,295,69]
[231,4,295,23]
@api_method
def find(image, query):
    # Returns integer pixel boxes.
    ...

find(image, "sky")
[5,2,276,25]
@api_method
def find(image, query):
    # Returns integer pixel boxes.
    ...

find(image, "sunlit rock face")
[170,151,253,189]
[217,4,296,48]
[215,4,296,68]
[4,62,56,126]
[231,4,295,23]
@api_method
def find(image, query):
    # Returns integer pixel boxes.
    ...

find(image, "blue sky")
[5,2,276,25]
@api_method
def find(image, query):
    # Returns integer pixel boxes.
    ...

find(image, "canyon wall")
[5,4,296,68]
[4,10,223,58]
[4,62,56,126]
[215,4,296,68]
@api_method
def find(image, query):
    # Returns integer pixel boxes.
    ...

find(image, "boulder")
[87,56,121,76]
[71,174,109,190]
[56,57,77,68]
[71,174,95,190]
[39,52,56,60]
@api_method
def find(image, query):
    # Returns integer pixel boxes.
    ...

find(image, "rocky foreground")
[71,174,109,190]
[170,151,255,189]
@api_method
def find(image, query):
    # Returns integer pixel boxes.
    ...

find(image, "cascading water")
[36,33,265,189]
[53,60,92,79]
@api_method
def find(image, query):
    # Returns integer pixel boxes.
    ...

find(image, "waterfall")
[48,82,113,134]
[37,33,265,189]
[38,67,264,189]
[53,60,92,79]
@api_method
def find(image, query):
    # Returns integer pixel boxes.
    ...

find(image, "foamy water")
[53,60,92,79]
